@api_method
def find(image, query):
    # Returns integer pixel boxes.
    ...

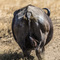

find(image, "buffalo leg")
[36,46,45,60]
[23,50,31,60]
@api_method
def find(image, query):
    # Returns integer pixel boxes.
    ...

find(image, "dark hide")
[12,5,53,60]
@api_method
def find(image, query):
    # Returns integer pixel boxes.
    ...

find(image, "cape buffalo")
[12,5,53,60]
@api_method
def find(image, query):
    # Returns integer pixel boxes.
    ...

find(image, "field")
[0,0,60,60]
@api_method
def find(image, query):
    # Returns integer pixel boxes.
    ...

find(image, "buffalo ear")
[43,8,50,16]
